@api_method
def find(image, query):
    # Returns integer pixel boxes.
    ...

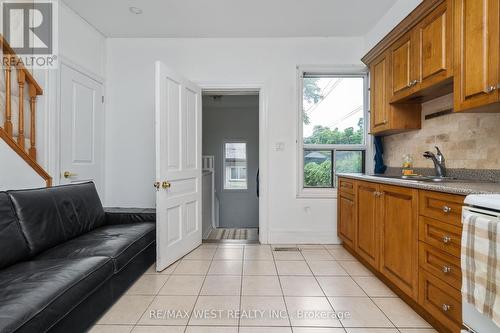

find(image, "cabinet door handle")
[442,304,451,312]
[442,235,451,244]
[486,85,497,93]
[442,266,452,274]
[442,206,452,213]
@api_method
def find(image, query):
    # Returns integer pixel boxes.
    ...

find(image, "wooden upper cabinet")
[370,53,390,133]
[379,185,419,299]
[454,0,500,112]
[355,181,380,268]
[390,33,418,101]
[414,0,454,90]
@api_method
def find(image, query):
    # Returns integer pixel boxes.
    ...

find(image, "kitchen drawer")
[419,242,461,290]
[339,178,355,195]
[419,191,464,227]
[419,270,462,331]
[419,216,462,258]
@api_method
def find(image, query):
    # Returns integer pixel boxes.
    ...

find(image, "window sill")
[297,188,338,199]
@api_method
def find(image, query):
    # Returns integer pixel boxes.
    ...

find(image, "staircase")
[1,34,52,186]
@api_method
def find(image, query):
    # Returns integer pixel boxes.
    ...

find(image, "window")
[224,142,248,190]
[299,70,367,195]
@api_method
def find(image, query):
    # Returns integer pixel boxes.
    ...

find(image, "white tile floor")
[90,244,437,333]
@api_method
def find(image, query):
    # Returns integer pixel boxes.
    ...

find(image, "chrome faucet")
[423,146,447,177]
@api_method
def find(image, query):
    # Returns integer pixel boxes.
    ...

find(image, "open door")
[155,61,202,271]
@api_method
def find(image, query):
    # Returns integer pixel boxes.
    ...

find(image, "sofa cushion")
[0,257,113,333]
[0,192,31,269]
[37,222,155,272]
[7,182,106,256]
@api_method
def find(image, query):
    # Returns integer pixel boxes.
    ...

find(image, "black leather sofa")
[0,182,156,333]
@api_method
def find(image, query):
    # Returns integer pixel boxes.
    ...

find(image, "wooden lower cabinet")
[338,178,464,333]
[379,185,419,299]
[355,181,380,268]
[338,193,356,249]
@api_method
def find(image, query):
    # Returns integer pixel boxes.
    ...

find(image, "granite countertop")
[337,173,500,196]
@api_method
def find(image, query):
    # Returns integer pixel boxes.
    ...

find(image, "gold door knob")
[162,181,171,189]
[63,171,77,179]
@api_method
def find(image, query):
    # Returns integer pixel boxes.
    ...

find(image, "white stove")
[462,194,500,333]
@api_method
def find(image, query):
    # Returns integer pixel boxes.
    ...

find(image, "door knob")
[162,181,171,189]
[442,235,451,244]
[486,85,497,93]
[63,171,77,179]
[154,182,160,190]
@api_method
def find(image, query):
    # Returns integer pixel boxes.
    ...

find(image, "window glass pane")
[303,150,333,188]
[334,150,364,185]
[224,143,247,190]
[303,76,364,145]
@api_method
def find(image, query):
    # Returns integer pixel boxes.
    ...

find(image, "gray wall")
[202,95,259,229]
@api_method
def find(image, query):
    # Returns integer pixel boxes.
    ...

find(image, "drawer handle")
[442,304,451,312]
[442,235,451,244]
[442,266,452,274]
[442,206,452,213]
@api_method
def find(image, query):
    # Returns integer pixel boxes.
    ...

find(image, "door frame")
[198,82,269,244]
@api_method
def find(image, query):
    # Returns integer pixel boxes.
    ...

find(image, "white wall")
[364,0,422,53]
[0,140,46,190]
[104,37,365,243]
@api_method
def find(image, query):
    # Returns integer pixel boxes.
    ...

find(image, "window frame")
[222,140,249,192]
[296,66,370,198]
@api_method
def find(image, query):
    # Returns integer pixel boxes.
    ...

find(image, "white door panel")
[155,61,202,271]
[60,64,104,194]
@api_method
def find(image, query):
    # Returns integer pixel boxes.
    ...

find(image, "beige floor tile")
[185,326,238,333]
[200,275,241,295]
[345,329,399,333]
[272,251,304,261]
[242,275,283,296]
[138,295,197,326]
[244,246,274,260]
[372,298,431,328]
[353,277,397,297]
[131,326,185,333]
[276,261,312,276]
[208,260,243,275]
[173,260,211,275]
[307,261,348,276]
[98,295,154,325]
[240,296,289,327]
[285,296,342,327]
[145,261,179,275]
[243,260,278,275]
[339,261,373,276]
[397,329,438,333]
[293,328,346,333]
[189,296,240,326]
[240,327,292,333]
[316,276,365,296]
[299,244,327,249]
[328,297,393,328]
[301,250,334,261]
[218,243,245,248]
[272,244,297,249]
[279,276,324,296]
[199,243,219,248]
[214,248,244,260]
[323,244,343,250]
[158,275,205,295]
[327,248,356,261]
[126,275,169,295]
[88,325,133,333]
[183,247,216,260]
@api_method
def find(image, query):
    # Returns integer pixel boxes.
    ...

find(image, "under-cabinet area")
[338,176,465,333]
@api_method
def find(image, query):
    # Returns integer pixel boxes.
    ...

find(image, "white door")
[60,64,104,194]
[155,61,202,271]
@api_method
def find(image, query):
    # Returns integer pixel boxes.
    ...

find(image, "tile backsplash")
[383,94,500,170]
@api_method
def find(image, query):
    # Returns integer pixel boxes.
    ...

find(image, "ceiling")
[62,0,398,38]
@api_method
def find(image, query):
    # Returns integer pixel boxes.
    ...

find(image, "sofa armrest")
[104,208,156,225]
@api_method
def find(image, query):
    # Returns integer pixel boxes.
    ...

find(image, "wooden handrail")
[0,128,52,187]
[1,33,50,186]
